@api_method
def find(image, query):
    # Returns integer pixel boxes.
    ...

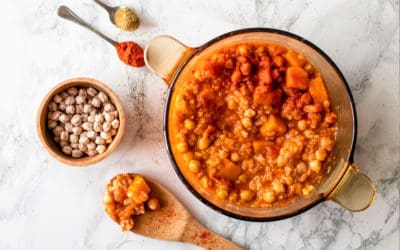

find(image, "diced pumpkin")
[254,87,282,106]
[260,115,287,137]
[286,67,309,90]
[127,175,151,204]
[220,159,242,181]
[309,74,329,103]
[284,50,306,67]
[252,140,274,154]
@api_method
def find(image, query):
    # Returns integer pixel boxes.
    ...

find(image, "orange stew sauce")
[169,41,337,208]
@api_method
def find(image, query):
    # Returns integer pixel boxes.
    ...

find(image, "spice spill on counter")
[114,7,140,32]
[115,41,145,67]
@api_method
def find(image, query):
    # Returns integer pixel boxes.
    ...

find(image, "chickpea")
[87,131,97,139]
[244,108,256,118]
[182,152,194,163]
[52,94,62,103]
[309,160,321,173]
[104,112,115,122]
[176,142,189,153]
[72,126,83,135]
[282,176,294,185]
[58,102,66,111]
[69,114,81,126]
[302,185,315,196]
[262,190,276,204]
[272,180,285,194]
[71,150,83,158]
[315,149,327,161]
[60,131,69,141]
[62,146,72,155]
[238,174,247,183]
[110,128,117,136]
[52,126,63,136]
[78,88,87,97]
[79,135,89,145]
[297,120,307,131]
[304,63,314,75]
[96,145,107,154]
[95,136,106,145]
[82,122,93,131]
[83,104,92,114]
[241,117,253,129]
[147,198,160,210]
[111,119,120,129]
[70,134,79,143]
[238,45,250,56]
[75,95,85,105]
[106,138,113,144]
[60,92,69,100]
[104,103,115,112]
[188,160,201,173]
[227,98,237,109]
[79,143,88,152]
[184,119,196,130]
[48,101,57,112]
[100,131,111,140]
[240,62,252,76]
[60,141,68,147]
[87,150,97,157]
[65,105,75,115]
[87,113,95,123]
[93,122,102,132]
[230,152,241,162]
[67,87,78,96]
[91,97,101,108]
[64,96,75,106]
[59,114,70,123]
[87,87,97,97]
[320,137,334,151]
[70,142,79,149]
[48,111,61,121]
[87,142,96,151]
[75,104,83,114]
[296,161,307,173]
[216,189,229,200]
[239,189,254,201]
[97,92,109,103]
[197,137,210,150]
[47,120,57,129]
[54,136,60,143]
[103,122,112,132]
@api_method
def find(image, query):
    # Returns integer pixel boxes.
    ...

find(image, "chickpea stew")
[168,41,338,208]
[104,174,160,231]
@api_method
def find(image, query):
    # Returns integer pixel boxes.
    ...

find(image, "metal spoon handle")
[93,0,114,13]
[57,6,116,46]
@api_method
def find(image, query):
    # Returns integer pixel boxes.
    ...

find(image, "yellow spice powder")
[114,7,140,31]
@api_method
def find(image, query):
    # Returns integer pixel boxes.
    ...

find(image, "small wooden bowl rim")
[36,77,126,167]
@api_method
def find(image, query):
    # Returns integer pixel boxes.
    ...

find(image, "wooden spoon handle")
[180,217,244,250]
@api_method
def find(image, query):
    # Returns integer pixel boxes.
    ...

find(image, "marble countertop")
[0,0,398,249]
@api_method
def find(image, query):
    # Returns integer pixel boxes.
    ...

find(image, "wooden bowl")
[36,78,126,166]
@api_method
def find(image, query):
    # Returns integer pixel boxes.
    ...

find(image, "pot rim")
[163,27,358,221]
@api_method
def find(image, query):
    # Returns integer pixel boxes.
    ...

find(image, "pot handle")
[327,163,376,211]
[144,35,195,86]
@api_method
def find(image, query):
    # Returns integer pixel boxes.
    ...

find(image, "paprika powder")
[115,41,145,67]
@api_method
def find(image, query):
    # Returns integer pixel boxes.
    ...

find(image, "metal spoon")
[105,173,244,250]
[93,0,138,30]
[57,5,116,46]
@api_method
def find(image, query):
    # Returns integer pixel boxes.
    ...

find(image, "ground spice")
[115,41,145,67]
[114,7,140,31]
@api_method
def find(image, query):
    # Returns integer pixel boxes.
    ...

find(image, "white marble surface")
[0,0,398,249]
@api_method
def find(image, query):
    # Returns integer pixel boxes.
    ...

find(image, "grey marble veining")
[0,0,398,249]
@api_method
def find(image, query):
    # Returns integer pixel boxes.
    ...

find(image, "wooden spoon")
[105,174,244,250]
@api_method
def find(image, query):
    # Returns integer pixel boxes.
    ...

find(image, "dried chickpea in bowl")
[103,174,161,231]
[37,78,126,166]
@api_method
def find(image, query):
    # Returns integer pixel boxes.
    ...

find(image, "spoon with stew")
[104,173,244,250]
[57,5,144,67]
